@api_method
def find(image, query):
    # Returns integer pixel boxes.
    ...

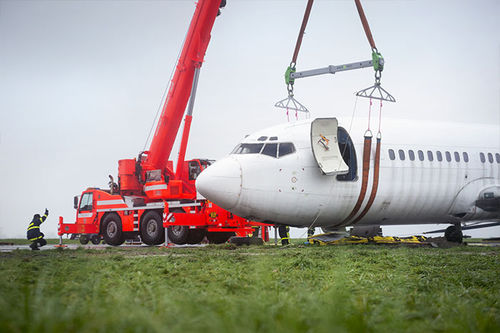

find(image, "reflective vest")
[27,214,47,241]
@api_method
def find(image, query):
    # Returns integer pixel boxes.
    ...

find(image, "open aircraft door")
[311,118,349,175]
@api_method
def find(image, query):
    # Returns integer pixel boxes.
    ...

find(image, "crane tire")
[79,234,89,245]
[207,232,235,244]
[90,234,101,245]
[140,211,165,245]
[102,214,125,246]
[167,226,189,245]
[186,229,206,244]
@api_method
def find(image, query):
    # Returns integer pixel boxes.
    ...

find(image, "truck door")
[310,118,349,175]
[77,192,97,225]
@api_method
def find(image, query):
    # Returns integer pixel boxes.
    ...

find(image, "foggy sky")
[1,0,499,239]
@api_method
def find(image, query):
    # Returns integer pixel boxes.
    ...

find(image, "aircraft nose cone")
[196,157,242,210]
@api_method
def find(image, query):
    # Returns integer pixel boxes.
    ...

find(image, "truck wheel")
[140,211,165,245]
[167,226,189,245]
[90,234,101,245]
[102,214,125,246]
[79,234,89,245]
[186,229,206,244]
[207,232,235,244]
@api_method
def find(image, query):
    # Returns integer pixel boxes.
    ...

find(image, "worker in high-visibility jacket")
[249,226,260,238]
[278,225,290,245]
[27,209,49,250]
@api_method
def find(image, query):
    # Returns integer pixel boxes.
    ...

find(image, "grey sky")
[1,0,499,238]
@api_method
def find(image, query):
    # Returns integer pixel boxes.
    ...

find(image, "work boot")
[30,242,39,251]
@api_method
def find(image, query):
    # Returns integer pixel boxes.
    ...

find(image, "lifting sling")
[275,0,314,119]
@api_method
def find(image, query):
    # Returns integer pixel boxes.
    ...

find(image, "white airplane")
[196,116,500,242]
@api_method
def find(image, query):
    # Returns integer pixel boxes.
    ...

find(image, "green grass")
[0,238,80,245]
[0,243,499,333]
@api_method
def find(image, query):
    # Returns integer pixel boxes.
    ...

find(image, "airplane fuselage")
[196,118,500,229]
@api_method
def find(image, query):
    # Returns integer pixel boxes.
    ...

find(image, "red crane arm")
[145,0,222,171]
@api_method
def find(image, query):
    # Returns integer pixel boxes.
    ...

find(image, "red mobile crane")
[59,0,267,246]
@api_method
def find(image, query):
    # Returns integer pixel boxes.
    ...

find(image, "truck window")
[79,193,93,211]
[189,161,201,180]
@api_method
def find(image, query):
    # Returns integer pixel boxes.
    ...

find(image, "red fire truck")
[58,0,268,246]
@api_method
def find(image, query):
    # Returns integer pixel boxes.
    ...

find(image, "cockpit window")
[278,143,296,158]
[269,136,278,141]
[232,143,264,154]
[262,143,278,157]
[257,136,268,141]
[231,142,295,158]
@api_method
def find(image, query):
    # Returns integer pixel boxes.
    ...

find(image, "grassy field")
[0,238,81,245]
[0,242,499,333]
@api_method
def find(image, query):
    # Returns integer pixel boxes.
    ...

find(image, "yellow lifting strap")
[308,234,427,246]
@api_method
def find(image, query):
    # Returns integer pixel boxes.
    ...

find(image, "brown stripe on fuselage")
[340,135,372,225]
[350,137,381,224]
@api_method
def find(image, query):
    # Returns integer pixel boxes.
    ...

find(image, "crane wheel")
[186,229,206,244]
[167,226,189,245]
[90,234,101,245]
[207,232,235,244]
[140,211,165,245]
[79,234,89,245]
[102,214,125,246]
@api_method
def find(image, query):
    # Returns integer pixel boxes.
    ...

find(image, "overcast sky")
[0,0,499,239]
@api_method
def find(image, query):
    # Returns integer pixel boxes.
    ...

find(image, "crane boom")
[146,0,222,171]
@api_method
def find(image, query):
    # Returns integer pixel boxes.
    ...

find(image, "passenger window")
[234,143,264,154]
[480,152,485,163]
[496,153,500,163]
[454,152,460,162]
[418,150,424,161]
[79,193,93,211]
[398,149,405,160]
[436,151,443,162]
[278,143,296,158]
[427,151,433,161]
[488,153,494,163]
[445,151,451,162]
[408,150,415,161]
[463,152,469,163]
[388,149,395,160]
[261,143,277,158]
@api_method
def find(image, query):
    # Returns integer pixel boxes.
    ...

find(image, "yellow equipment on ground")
[308,234,428,246]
